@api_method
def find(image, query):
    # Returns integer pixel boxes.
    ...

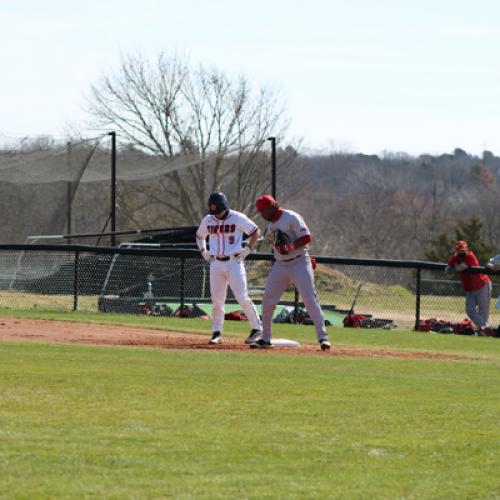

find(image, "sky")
[2,0,500,156]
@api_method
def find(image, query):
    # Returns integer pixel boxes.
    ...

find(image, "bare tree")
[468,165,500,250]
[85,52,298,225]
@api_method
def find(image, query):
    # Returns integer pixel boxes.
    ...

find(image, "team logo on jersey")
[208,224,236,234]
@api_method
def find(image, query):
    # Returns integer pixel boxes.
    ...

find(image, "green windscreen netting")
[0,133,271,244]
[0,134,105,243]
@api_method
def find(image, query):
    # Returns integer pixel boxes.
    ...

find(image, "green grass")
[0,338,499,498]
[0,291,99,312]
[1,308,500,360]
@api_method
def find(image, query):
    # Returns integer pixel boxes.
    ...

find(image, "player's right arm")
[196,217,211,262]
[445,254,458,273]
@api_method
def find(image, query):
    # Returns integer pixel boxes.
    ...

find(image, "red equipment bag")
[343,314,367,328]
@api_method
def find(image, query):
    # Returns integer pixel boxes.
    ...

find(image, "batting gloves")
[201,249,211,262]
[238,246,252,261]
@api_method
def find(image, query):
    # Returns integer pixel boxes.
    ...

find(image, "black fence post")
[267,136,277,198]
[293,287,299,322]
[414,267,421,331]
[73,251,79,311]
[109,131,117,246]
[180,256,186,309]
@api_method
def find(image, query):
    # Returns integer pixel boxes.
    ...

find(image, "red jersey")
[447,251,491,291]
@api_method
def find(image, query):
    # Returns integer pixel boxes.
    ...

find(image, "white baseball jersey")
[196,210,258,257]
[266,209,311,261]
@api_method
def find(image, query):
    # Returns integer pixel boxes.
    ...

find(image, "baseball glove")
[274,230,295,255]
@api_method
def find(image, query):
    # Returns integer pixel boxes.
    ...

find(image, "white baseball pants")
[210,258,262,333]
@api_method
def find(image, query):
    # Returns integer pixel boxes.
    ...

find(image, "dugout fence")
[0,244,498,331]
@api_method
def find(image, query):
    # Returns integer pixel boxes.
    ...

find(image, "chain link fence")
[0,245,499,331]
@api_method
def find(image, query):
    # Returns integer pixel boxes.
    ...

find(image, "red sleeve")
[448,254,457,266]
[295,234,312,247]
[464,252,479,266]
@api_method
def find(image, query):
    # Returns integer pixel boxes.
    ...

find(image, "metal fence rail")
[0,244,498,331]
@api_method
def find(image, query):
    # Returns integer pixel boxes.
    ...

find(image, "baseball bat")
[348,283,363,316]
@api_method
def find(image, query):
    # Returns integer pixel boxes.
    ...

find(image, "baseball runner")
[446,240,492,330]
[250,194,331,350]
[196,192,263,345]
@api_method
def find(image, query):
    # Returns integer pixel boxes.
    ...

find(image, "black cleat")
[249,338,273,349]
[319,338,331,351]
[209,331,222,344]
[245,329,262,344]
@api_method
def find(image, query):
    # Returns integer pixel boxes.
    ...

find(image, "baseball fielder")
[250,194,331,350]
[196,192,262,345]
[446,240,492,330]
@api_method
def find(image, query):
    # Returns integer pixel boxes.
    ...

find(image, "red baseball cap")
[256,194,278,212]
[455,240,468,251]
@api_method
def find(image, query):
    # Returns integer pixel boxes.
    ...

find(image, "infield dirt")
[0,317,469,361]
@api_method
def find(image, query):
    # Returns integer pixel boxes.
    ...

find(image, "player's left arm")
[238,215,261,250]
[450,253,477,272]
[276,234,311,254]
[459,253,478,271]
[236,215,261,260]
[248,227,261,250]
[275,214,312,255]
[289,213,312,249]
[292,234,312,249]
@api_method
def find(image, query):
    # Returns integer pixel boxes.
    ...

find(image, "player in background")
[250,194,331,351]
[446,240,492,331]
[486,252,500,309]
[196,192,262,345]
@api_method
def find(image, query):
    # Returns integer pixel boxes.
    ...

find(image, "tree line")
[68,144,500,263]
[2,51,498,263]
[287,149,500,262]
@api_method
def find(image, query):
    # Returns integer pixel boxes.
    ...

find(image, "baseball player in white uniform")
[196,192,263,345]
[250,194,331,351]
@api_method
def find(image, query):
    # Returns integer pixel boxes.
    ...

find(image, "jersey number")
[229,236,235,245]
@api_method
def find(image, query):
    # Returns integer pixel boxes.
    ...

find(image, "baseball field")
[0,311,499,498]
